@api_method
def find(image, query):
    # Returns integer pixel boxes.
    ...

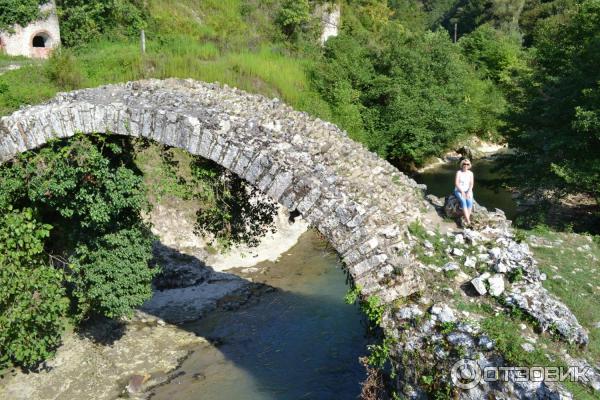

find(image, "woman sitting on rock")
[455,158,474,226]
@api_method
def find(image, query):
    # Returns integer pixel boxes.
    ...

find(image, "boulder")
[471,274,489,295]
[430,303,457,323]
[488,274,505,296]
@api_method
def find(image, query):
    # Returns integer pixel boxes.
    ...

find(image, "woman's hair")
[460,158,471,167]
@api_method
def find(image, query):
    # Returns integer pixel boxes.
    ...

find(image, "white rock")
[454,234,465,244]
[521,343,535,352]
[471,276,488,296]
[464,256,477,268]
[489,247,502,260]
[488,274,505,296]
[430,304,457,323]
[452,248,464,257]
[454,271,471,284]
[443,262,460,272]
[478,335,494,350]
[397,305,424,320]
[477,253,490,262]
[494,262,509,273]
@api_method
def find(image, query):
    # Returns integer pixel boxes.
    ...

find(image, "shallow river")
[416,156,518,220]
[148,230,369,400]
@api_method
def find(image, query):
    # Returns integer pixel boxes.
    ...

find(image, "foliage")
[505,0,600,203]
[0,134,158,321]
[44,48,86,90]
[312,17,505,168]
[0,208,69,369]
[366,336,395,368]
[0,0,45,31]
[56,0,148,47]
[68,225,157,319]
[361,295,385,325]
[276,0,311,37]
[191,158,277,249]
[458,24,529,87]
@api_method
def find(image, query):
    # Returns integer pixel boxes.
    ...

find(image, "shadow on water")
[140,231,370,400]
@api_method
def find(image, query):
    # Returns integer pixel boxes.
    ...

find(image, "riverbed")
[147,230,368,400]
[0,228,369,400]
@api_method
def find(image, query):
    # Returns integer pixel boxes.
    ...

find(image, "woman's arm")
[455,171,464,196]
[468,171,474,198]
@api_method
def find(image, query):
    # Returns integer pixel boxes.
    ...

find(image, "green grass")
[0,39,332,120]
[526,229,600,364]
[454,227,600,400]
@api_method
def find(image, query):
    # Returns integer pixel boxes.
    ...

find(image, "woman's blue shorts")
[454,189,473,209]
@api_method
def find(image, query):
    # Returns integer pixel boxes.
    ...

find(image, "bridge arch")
[0,78,425,303]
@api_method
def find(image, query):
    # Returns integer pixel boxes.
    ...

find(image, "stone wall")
[0,1,60,59]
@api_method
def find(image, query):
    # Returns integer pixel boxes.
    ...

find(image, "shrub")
[0,208,69,369]
[276,0,311,37]
[0,0,45,31]
[44,48,86,90]
[69,225,158,319]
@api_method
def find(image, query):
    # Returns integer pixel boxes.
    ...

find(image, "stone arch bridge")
[0,78,426,304]
[2,79,593,399]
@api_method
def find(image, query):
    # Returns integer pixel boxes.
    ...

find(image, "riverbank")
[417,137,507,173]
[0,200,310,399]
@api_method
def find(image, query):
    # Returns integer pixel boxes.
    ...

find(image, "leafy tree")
[56,0,148,47]
[0,134,158,320]
[0,208,68,369]
[191,158,277,250]
[506,0,600,203]
[313,21,505,168]
[0,0,46,31]
[276,0,311,37]
[459,24,529,87]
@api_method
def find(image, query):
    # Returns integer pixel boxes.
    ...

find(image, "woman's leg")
[465,197,473,224]
[454,190,470,223]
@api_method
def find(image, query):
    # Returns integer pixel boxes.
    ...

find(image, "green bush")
[0,0,45,31]
[56,0,148,47]
[0,208,69,369]
[0,135,158,321]
[44,48,86,90]
[69,225,157,319]
[312,25,504,167]
[276,0,311,37]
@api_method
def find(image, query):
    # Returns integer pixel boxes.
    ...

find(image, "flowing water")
[416,156,518,220]
[147,230,368,400]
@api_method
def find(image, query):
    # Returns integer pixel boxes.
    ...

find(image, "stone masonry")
[0,79,593,398]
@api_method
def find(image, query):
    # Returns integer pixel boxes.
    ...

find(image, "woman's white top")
[456,170,472,192]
